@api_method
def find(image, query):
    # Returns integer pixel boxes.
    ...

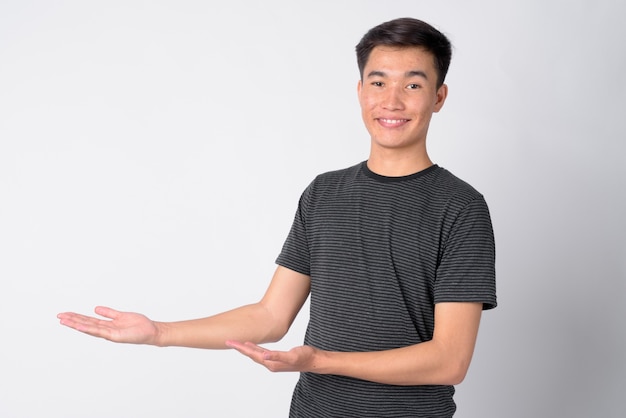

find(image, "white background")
[1,1,625,417]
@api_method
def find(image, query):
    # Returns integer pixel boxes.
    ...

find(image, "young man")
[58,17,497,417]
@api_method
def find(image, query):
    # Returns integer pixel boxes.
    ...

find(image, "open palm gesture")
[58,306,159,345]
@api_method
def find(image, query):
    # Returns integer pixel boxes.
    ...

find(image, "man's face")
[358,46,447,153]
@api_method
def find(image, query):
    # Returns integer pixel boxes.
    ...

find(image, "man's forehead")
[364,46,436,77]
[365,69,429,80]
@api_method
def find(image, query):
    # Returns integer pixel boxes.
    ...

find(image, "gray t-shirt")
[277,161,497,417]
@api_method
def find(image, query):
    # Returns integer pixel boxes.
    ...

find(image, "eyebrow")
[366,70,428,79]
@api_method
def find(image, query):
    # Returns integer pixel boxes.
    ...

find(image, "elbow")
[264,332,285,344]
[444,368,468,386]
[256,302,291,344]
[263,323,290,344]
[440,359,471,386]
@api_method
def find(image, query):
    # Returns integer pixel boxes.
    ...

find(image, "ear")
[434,84,448,113]
[356,79,364,107]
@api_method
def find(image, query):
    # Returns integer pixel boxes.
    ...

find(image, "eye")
[407,83,421,90]
[371,81,384,87]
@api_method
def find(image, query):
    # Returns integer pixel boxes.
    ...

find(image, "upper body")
[278,161,496,417]
[57,17,497,418]
[231,19,497,416]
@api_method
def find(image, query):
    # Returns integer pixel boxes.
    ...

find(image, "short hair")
[356,17,452,88]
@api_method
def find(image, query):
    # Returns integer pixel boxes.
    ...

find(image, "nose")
[382,86,405,111]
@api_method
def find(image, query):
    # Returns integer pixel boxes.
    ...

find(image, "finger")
[58,312,115,338]
[59,319,104,337]
[227,341,270,363]
[225,340,244,350]
[226,341,262,354]
[261,350,284,362]
[243,342,266,353]
[94,306,121,319]
[58,312,101,327]
[56,312,75,320]
[225,341,252,356]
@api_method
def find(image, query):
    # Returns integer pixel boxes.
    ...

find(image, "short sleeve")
[434,196,497,310]
[275,182,313,276]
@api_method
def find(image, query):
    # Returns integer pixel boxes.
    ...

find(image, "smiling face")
[358,46,448,158]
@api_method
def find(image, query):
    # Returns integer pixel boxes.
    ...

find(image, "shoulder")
[313,161,363,183]
[418,167,493,225]
[295,162,363,208]
[431,167,482,198]
[428,167,487,207]
[302,161,363,194]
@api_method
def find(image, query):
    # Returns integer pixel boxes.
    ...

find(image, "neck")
[367,146,433,177]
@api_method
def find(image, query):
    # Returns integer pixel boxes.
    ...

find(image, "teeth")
[380,118,407,124]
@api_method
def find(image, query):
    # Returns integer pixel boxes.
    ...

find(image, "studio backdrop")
[1,1,624,417]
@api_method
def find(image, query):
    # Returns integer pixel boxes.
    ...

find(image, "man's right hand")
[57,306,160,345]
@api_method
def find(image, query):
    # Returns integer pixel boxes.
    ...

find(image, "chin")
[373,138,415,150]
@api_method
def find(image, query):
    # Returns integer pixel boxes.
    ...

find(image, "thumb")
[94,306,121,320]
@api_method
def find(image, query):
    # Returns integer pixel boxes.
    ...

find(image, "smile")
[378,118,410,127]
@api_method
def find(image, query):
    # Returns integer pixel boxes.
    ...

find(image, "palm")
[58,306,158,345]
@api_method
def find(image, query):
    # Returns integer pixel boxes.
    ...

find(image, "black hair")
[356,17,452,87]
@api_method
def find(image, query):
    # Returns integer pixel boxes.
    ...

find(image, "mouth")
[377,118,410,127]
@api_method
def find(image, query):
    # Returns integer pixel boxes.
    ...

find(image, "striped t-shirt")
[276,161,497,417]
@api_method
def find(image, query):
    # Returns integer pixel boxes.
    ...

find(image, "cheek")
[359,95,377,112]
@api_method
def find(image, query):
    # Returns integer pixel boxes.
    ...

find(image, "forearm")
[306,303,483,386]
[312,340,470,386]
[155,302,284,349]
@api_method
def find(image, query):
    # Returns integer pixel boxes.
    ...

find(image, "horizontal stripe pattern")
[277,161,496,417]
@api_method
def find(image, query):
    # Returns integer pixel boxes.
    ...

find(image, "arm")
[158,266,310,348]
[57,266,311,349]
[228,301,482,386]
